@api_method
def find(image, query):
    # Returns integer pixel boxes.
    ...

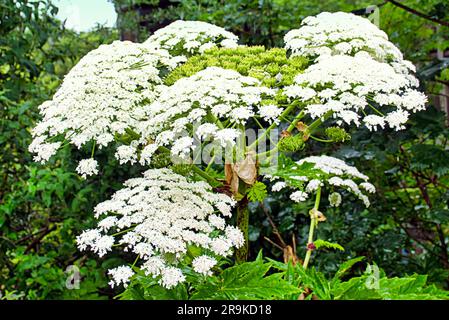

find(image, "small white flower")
[115,145,138,165]
[196,123,219,140]
[214,128,241,147]
[76,159,98,179]
[298,156,368,181]
[199,42,216,53]
[259,104,284,124]
[272,181,287,192]
[192,255,217,276]
[360,182,376,193]
[363,115,385,131]
[385,109,409,130]
[225,226,245,248]
[139,144,158,165]
[142,257,165,277]
[159,267,186,289]
[221,38,239,49]
[97,216,118,232]
[108,266,134,288]
[290,191,309,203]
[306,179,323,193]
[28,138,61,163]
[210,237,232,256]
[171,136,195,159]
[76,229,101,251]
[94,235,114,257]
[209,214,226,230]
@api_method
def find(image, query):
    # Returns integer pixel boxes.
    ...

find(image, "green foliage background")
[1,0,449,299]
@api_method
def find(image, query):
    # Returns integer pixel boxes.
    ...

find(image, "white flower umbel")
[259,104,284,124]
[130,67,275,164]
[284,53,427,131]
[28,137,61,164]
[108,266,134,288]
[285,12,405,65]
[266,155,375,207]
[76,168,243,289]
[144,20,239,56]
[29,41,183,170]
[272,181,287,192]
[297,155,369,180]
[290,190,309,203]
[76,158,99,179]
[160,267,186,289]
[192,255,217,276]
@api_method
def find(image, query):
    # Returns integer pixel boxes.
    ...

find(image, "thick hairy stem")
[286,110,306,132]
[191,165,222,186]
[236,198,249,263]
[303,187,321,269]
[235,123,250,263]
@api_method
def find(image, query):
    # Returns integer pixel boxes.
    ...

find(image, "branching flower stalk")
[256,110,333,164]
[248,103,298,150]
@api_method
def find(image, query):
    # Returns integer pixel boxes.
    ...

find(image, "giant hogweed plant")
[29,13,442,299]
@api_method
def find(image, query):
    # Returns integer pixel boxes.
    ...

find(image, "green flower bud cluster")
[278,133,306,152]
[151,152,172,169]
[325,127,351,143]
[164,46,308,88]
[170,164,193,176]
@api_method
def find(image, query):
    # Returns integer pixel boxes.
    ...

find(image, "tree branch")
[387,0,449,27]
[434,79,449,87]
[259,202,287,248]
[25,226,56,253]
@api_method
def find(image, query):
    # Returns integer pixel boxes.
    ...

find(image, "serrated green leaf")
[191,256,300,300]
[314,239,344,252]
[332,257,365,283]
[246,181,267,202]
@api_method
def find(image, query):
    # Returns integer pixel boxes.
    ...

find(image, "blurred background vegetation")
[1,0,448,299]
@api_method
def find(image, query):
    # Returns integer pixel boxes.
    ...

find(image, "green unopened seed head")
[325,127,351,142]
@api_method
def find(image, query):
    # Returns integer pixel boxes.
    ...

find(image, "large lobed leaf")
[190,252,300,300]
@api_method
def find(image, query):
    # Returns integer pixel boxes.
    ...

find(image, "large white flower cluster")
[120,66,276,165]
[285,12,404,64]
[28,41,184,177]
[284,52,427,131]
[28,17,427,292]
[283,12,426,131]
[144,20,239,56]
[268,155,375,207]
[76,168,244,288]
